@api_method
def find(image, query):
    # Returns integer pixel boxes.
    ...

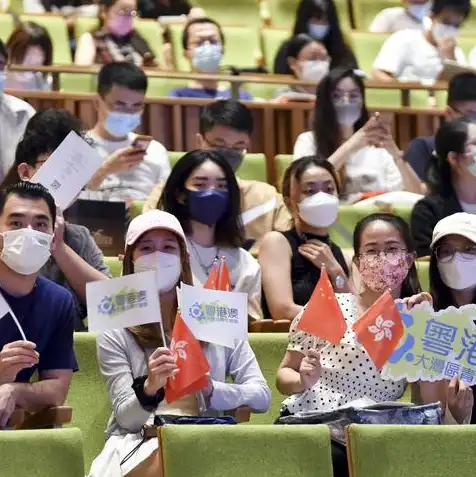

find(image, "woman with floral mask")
[412,119,476,258]
[75,0,158,67]
[259,157,349,321]
[158,149,262,321]
[5,22,53,92]
[88,209,270,477]
[293,67,423,198]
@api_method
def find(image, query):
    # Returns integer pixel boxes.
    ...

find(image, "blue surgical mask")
[307,22,330,40]
[407,1,431,21]
[185,189,229,225]
[192,42,222,73]
[104,111,142,138]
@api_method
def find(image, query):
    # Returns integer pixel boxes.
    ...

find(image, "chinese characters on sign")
[98,288,148,317]
[381,302,476,385]
[189,300,239,325]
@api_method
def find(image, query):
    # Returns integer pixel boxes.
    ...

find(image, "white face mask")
[1,228,52,275]
[438,253,476,290]
[407,1,431,21]
[432,23,458,42]
[333,101,363,127]
[134,251,182,293]
[300,60,329,82]
[299,191,339,228]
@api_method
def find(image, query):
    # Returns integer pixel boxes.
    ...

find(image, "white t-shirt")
[467,47,476,69]
[83,131,171,202]
[281,293,405,414]
[369,7,427,33]
[293,131,403,194]
[373,29,466,81]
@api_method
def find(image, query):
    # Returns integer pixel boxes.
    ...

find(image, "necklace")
[188,239,220,275]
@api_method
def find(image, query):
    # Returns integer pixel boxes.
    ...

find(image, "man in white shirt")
[0,40,35,181]
[369,0,432,33]
[85,62,171,202]
[372,0,471,82]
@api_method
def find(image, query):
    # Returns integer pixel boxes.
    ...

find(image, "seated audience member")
[411,119,476,258]
[144,100,290,254]
[159,150,262,321]
[0,182,78,428]
[372,0,471,82]
[168,17,253,100]
[369,0,432,33]
[275,34,329,100]
[2,109,111,331]
[138,0,204,19]
[404,73,476,180]
[259,157,349,321]
[88,210,270,475]
[85,62,170,201]
[75,0,158,67]
[276,213,469,476]
[0,40,35,182]
[5,22,53,92]
[274,0,357,75]
[294,68,423,197]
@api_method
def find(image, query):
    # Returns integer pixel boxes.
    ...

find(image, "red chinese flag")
[204,258,220,290]
[165,313,210,404]
[217,257,231,291]
[296,268,347,344]
[352,290,404,369]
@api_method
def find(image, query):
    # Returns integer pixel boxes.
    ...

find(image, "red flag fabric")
[165,313,210,404]
[217,256,231,291]
[204,258,220,289]
[352,290,404,369]
[296,268,347,344]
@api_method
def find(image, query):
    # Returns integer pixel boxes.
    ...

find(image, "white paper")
[0,292,26,340]
[31,131,104,210]
[87,271,162,332]
[180,283,247,348]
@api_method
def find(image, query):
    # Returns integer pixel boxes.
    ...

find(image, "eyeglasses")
[331,92,362,105]
[360,247,409,263]
[434,244,476,263]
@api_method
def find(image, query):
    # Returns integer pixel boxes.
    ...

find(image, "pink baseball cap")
[125,210,186,249]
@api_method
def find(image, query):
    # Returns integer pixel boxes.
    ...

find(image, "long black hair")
[314,67,369,159]
[280,33,319,76]
[353,213,421,298]
[157,150,244,248]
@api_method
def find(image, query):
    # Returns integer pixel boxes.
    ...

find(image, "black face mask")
[212,148,244,173]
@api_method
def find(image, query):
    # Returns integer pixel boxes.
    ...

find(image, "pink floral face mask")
[358,252,410,293]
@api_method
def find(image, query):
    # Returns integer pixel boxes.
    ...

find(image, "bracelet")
[132,375,165,411]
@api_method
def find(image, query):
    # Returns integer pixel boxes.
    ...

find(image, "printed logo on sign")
[189,301,239,325]
[97,287,148,318]
[50,179,61,190]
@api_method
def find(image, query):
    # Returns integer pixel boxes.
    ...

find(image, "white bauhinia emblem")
[170,339,188,361]
[368,315,394,342]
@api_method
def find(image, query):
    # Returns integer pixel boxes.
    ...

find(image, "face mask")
[301,60,329,82]
[213,148,244,172]
[299,191,339,228]
[333,101,362,127]
[358,253,409,293]
[307,22,330,40]
[1,228,52,275]
[104,111,142,138]
[6,71,41,90]
[467,153,476,177]
[192,43,222,73]
[108,14,133,37]
[407,2,431,21]
[438,253,476,290]
[134,251,182,293]
[432,23,458,42]
[185,189,229,226]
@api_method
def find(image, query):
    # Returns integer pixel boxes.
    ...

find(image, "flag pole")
[11,312,26,341]
[158,318,167,347]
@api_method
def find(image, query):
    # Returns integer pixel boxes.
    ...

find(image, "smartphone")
[132,135,153,151]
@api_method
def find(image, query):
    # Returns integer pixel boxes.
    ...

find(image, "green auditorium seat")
[0,428,85,477]
[128,200,144,220]
[416,260,429,293]
[261,28,289,72]
[274,154,292,191]
[0,13,14,43]
[104,256,122,278]
[168,151,184,167]
[160,424,334,477]
[346,424,476,477]
[265,0,300,28]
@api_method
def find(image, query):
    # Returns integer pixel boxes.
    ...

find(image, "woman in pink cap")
[88,209,270,477]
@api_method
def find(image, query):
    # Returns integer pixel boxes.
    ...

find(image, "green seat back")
[274,154,292,191]
[68,333,112,469]
[128,200,144,220]
[60,73,96,93]
[168,151,184,167]
[347,424,476,477]
[261,28,289,72]
[353,0,401,30]
[248,333,288,424]
[265,0,300,28]
[329,205,413,249]
[104,256,122,278]
[0,13,14,43]
[74,16,99,40]
[193,0,262,30]
[161,424,333,477]
[0,428,84,477]
[19,15,71,63]
[416,260,430,293]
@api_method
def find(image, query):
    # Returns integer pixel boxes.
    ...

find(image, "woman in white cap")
[88,209,270,477]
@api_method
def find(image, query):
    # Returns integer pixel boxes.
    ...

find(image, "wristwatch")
[334,274,346,290]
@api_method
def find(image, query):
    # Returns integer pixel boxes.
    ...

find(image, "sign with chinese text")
[180,283,247,348]
[381,302,476,385]
[86,271,161,332]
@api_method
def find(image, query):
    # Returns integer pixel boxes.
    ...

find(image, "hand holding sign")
[447,377,474,424]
